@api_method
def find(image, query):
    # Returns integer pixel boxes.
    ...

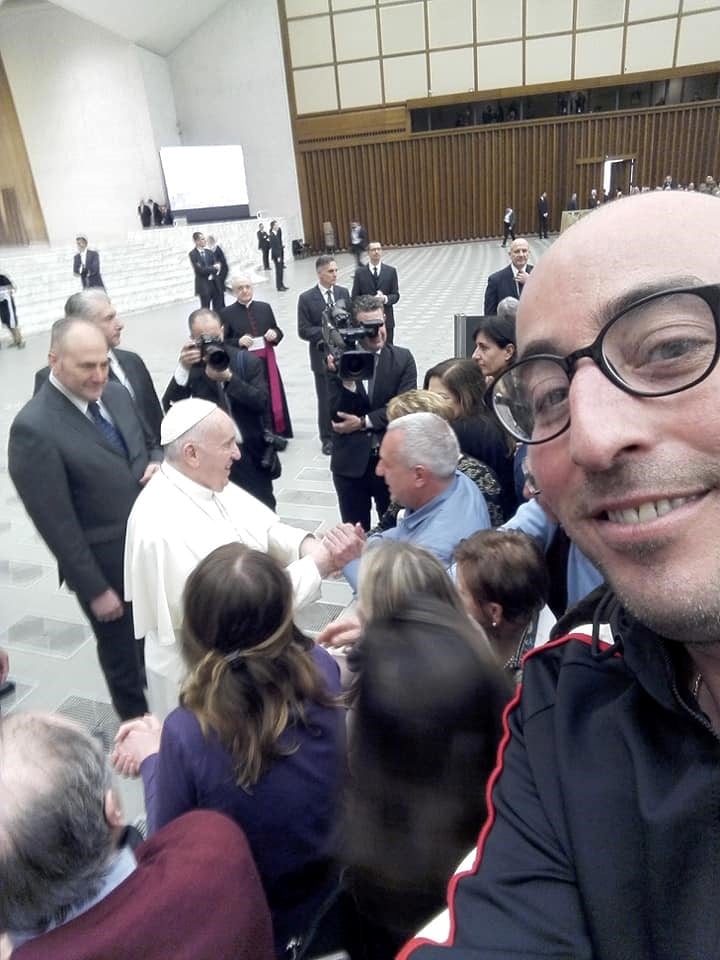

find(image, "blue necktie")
[88,402,128,455]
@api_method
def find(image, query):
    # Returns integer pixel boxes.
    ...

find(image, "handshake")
[302,522,367,579]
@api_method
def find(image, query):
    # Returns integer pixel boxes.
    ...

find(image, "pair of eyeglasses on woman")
[490,284,720,444]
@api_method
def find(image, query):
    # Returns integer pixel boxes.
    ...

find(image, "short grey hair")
[496,296,519,321]
[64,289,111,320]
[0,714,114,933]
[230,274,253,290]
[386,412,459,479]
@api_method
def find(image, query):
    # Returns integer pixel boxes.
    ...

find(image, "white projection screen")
[160,145,251,222]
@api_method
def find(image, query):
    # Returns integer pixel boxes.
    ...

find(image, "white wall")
[168,0,302,242]
[136,46,181,158]
[0,0,177,245]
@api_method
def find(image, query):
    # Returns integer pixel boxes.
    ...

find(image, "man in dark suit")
[297,255,350,455]
[328,295,417,529]
[8,318,161,719]
[257,222,271,270]
[73,236,104,289]
[538,192,550,238]
[484,238,533,315]
[34,290,163,445]
[221,276,292,438]
[269,220,288,291]
[206,236,229,295]
[188,231,224,311]
[138,199,152,228]
[151,199,163,227]
[351,240,401,343]
[163,308,276,509]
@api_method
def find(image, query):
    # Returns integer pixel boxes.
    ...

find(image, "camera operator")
[162,308,278,510]
[327,294,417,530]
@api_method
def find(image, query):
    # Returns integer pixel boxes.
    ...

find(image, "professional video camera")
[320,301,382,380]
[195,334,230,372]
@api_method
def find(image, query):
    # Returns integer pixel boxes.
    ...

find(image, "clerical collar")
[160,461,215,502]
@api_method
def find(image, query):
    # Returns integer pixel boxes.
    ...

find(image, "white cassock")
[124,462,322,716]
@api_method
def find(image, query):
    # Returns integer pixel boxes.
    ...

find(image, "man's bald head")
[519,190,720,644]
[231,275,254,305]
[0,713,115,933]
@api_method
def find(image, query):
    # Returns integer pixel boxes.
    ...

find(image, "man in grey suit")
[297,255,350,454]
[9,318,161,719]
[34,290,163,445]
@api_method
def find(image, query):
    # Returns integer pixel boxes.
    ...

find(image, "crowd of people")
[3,189,720,960]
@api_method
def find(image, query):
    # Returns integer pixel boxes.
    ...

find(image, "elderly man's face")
[233,280,253,305]
[519,192,720,642]
[509,240,529,270]
[193,412,241,492]
[376,429,419,509]
[89,299,123,348]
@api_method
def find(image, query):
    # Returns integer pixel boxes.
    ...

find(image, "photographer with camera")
[326,294,417,530]
[162,308,278,510]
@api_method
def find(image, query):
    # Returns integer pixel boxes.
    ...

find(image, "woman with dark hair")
[344,591,512,957]
[454,528,553,673]
[113,542,346,957]
[424,357,518,518]
[472,310,516,382]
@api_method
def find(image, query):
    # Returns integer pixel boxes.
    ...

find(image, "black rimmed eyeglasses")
[491,284,720,444]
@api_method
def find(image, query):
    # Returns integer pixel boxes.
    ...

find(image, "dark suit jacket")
[211,245,229,288]
[328,344,417,478]
[73,250,104,289]
[34,349,163,446]
[351,263,400,333]
[484,263,533,315]
[188,247,221,298]
[257,229,270,252]
[162,346,269,465]
[221,300,284,348]
[8,380,160,602]
[297,284,351,375]
[269,229,284,263]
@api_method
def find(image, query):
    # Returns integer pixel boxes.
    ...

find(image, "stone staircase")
[0,218,289,341]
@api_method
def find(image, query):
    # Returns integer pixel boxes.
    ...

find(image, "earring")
[491,620,497,628]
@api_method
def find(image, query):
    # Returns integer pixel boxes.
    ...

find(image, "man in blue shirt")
[332,412,491,591]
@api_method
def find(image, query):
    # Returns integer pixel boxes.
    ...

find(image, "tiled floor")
[0,234,553,816]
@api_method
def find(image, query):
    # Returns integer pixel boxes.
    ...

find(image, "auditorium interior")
[1,0,719,829]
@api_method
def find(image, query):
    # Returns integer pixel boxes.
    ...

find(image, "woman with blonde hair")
[113,542,346,957]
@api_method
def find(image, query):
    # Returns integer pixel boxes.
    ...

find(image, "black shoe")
[321,440,333,455]
[280,285,289,291]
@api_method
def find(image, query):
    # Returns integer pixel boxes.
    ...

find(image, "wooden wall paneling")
[296,103,720,247]
[0,54,47,245]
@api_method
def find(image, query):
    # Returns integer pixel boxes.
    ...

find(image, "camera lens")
[205,346,230,371]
